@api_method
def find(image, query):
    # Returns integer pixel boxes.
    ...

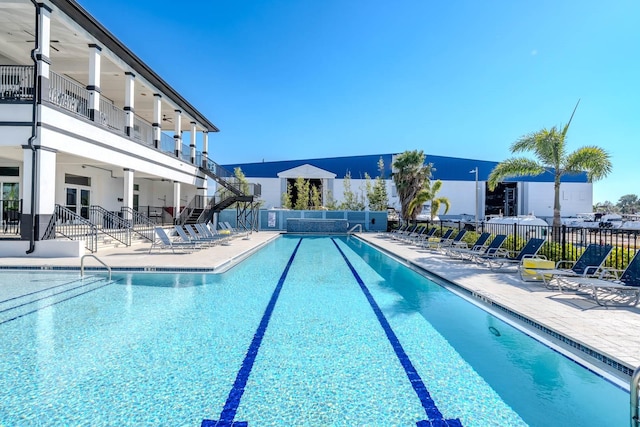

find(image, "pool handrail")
[80,254,112,280]
[348,224,363,234]
[633,365,640,427]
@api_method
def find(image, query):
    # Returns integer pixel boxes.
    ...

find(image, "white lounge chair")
[148,227,198,253]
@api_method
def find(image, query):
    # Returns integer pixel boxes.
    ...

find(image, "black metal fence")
[1,199,21,236]
[406,219,639,270]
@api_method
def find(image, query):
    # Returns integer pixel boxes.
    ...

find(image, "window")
[65,174,91,187]
[0,167,19,177]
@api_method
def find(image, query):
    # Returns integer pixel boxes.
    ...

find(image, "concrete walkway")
[0,231,281,272]
[0,230,637,385]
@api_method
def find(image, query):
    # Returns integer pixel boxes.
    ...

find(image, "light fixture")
[469,167,479,231]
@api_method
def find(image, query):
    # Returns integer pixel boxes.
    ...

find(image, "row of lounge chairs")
[384,225,640,306]
[149,222,239,253]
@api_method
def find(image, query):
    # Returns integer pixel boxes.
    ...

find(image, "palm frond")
[487,157,546,190]
[564,146,612,181]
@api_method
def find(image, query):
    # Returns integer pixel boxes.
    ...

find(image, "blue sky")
[77,0,640,204]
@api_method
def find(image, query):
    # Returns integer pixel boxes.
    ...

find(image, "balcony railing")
[3,66,215,172]
[133,116,154,146]
[49,71,90,118]
[0,65,34,101]
[98,98,126,133]
[160,132,175,155]
[181,142,191,163]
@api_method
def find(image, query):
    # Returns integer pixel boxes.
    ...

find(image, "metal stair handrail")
[176,195,211,226]
[196,153,245,196]
[632,365,640,427]
[121,207,155,241]
[89,205,131,247]
[42,205,98,253]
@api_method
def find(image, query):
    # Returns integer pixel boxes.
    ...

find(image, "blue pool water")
[0,235,629,426]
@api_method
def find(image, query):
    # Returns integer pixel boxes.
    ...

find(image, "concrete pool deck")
[0,231,637,385]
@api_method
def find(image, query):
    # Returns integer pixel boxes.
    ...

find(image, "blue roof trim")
[223,153,588,183]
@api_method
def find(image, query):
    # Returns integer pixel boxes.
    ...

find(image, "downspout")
[26,0,40,254]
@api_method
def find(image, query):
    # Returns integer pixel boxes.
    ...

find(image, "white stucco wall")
[523,182,592,219]
[247,173,593,222]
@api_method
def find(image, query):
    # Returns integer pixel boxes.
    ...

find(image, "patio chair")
[221,222,242,236]
[392,224,418,241]
[399,224,428,243]
[419,228,454,249]
[430,229,467,252]
[526,244,613,286]
[410,227,437,246]
[388,223,409,236]
[558,251,640,306]
[184,224,221,246]
[460,234,508,263]
[148,227,198,253]
[196,223,232,245]
[444,232,491,258]
[173,226,205,248]
[483,238,546,271]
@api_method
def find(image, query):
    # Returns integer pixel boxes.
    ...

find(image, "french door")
[65,187,90,219]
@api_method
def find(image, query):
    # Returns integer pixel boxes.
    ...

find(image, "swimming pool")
[0,235,629,426]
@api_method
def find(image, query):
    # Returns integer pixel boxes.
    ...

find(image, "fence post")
[561,225,566,260]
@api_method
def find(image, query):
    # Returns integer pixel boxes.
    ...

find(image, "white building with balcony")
[0,0,254,256]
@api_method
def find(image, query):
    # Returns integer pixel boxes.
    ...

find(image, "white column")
[123,168,134,221]
[190,121,197,164]
[87,44,101,121]
[174,109,182,158]
[173,181,181,223]
[201,130,208,168]
[124,72,135,136]
[152,93,161,148]
[22,146,56,240]
[35,4,52,99]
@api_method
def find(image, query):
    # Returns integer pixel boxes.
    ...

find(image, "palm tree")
[488,102,612,236]
[392,150,433,221]
[409,179,451,220]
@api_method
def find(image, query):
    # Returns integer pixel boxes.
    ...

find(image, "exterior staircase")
[176,154,261,230]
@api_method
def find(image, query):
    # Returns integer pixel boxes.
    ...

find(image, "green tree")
[294,177,310,210]
[234,167,250,195]
[324,190,338,210]
[594,200,617,213]
[217,167,253,208]
[310,185,322,209]
[617,194,639,214]
[340,171,365,211]
[488,103,612,235]
[392,150,434,221]
[409,179,450,220]
[281,181,292,209]
[365,157,389,211]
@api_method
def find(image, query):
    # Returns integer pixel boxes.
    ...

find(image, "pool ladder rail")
[80,254,112,280]
[633,365,640,427]
[348,224,363,234]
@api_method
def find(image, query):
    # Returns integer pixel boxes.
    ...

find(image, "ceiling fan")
[162,114,172,123]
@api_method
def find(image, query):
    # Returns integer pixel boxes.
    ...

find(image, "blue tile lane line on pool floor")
[331,239,463,427]
[201,238,303,427]
[0,278,117,326]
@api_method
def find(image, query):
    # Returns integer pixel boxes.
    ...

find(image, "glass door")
[2,182,20,232]
[66,187,91,219]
